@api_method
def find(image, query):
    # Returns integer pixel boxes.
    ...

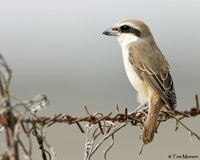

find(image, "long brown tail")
[142,89,164,145]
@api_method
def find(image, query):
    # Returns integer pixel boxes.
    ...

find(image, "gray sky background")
[0,0,200,160]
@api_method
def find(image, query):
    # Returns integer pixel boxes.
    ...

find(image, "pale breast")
[122,49,150,104]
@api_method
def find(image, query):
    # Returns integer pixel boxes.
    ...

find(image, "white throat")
[117,33,138,49]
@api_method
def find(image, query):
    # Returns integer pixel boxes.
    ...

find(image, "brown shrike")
[103,19,176,145]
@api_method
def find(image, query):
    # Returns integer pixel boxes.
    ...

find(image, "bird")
[103,19,176,145]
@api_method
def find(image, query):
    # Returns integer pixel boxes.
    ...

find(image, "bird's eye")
[120,25,131,32]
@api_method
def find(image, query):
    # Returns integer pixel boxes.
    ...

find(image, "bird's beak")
[102,27,119,37]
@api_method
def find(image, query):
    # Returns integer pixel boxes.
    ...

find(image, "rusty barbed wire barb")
[24,105,198,129]
[195,94,199,113]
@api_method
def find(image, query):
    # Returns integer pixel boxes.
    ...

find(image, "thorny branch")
[0,53,200,160]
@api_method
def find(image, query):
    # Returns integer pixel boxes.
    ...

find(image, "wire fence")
[0,53,200,160]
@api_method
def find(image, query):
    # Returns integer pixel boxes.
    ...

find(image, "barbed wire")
[0,53,200,160]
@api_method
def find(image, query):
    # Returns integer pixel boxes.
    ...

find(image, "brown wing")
[129,47,177,110]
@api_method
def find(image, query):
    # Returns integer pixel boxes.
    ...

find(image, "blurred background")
[0,0,200,159]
